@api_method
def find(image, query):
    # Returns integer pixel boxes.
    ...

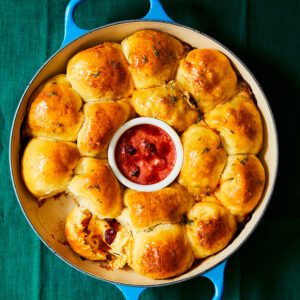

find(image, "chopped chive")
[169,94,177,104]
[142,54,148,64]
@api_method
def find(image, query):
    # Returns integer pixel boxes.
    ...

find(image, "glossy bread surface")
[178,124,227,200]
[122,30,185,89]
[121,183,193,230]
[77,100,132,157]
[176,49,237,112]
[68,158,123,218]
[205,86,263,154]
[66,42,134,102]
[186,200,237,258]
[215,154,265,217]
[128,223,194,279]
[25,74,84,141]
[131,80,198,131]
[21,138,80,199]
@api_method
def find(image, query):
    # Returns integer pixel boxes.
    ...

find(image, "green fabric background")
[1,0,299,299]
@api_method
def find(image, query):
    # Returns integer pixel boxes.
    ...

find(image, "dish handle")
[202,260,227,300]
[61,0,175,48]
[61,0,88,48]
[142,0,174,23]
[115,260,227,300]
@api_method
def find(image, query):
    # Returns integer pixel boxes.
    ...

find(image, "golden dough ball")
[128,224,194,279]
[68,158,123,218]
[65,206,111,261]
[120,183,193,231]
[215,154,265,217]
[185,201,237,258]
[21,138,80,199]
[176,49,237,113]
[24,74,84,141]
[66,42,134,102]
[131,80,198,131]
[122,30,185,89]
[204,87,263,154]
[178,124,227,200]
[77,100,132,157]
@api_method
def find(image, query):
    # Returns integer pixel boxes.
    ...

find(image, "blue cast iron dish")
[10,0,279,299]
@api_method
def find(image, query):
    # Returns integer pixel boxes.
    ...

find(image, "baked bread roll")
[24,74,83,141]
[185,201,237,258]
[68,158,123,218]
[120,183,193,230]
[176,49,237,112]
[66,43,134,102]
[131,80,198,131]
[77,100,132,157]
[65,207,112,261]
[178,124,227,200]
[215,154,265,217]
[21,138,80,199]
[122,30,185,89]
[128,223,194,279]
[205,88,263,154]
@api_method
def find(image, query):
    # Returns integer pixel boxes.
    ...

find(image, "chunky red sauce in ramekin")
[115,124,176,185]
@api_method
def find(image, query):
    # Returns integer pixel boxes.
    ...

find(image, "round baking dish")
[9,0,278,299]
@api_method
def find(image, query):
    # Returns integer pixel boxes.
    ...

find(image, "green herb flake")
[88,184,101,191]
[240,156,249,165]
[169,94,177,104]
[142,55,148,64]
[169,81,176,89]
[45,91,57,97]
[90,71,100,77]
[111,61,120,69]
[197,113,204,123]
[202,147,210,153]
[185,219,194,225]
[181,215,194,225]
[153,46,160,57]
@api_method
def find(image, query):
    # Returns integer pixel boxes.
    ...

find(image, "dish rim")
[9,19,279,287]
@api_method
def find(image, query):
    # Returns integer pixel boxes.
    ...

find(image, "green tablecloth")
[1,0,299,299]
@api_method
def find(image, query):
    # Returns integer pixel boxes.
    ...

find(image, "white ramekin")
[108,117,183,192]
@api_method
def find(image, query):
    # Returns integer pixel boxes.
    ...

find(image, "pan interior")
[10,21,278,286]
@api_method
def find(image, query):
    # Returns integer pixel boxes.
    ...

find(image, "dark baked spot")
[196,217,227,248]
[241,160,264,204]
[141,239,183,274]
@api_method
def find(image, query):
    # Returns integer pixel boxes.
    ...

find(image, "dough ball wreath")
[21,29,265,280]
